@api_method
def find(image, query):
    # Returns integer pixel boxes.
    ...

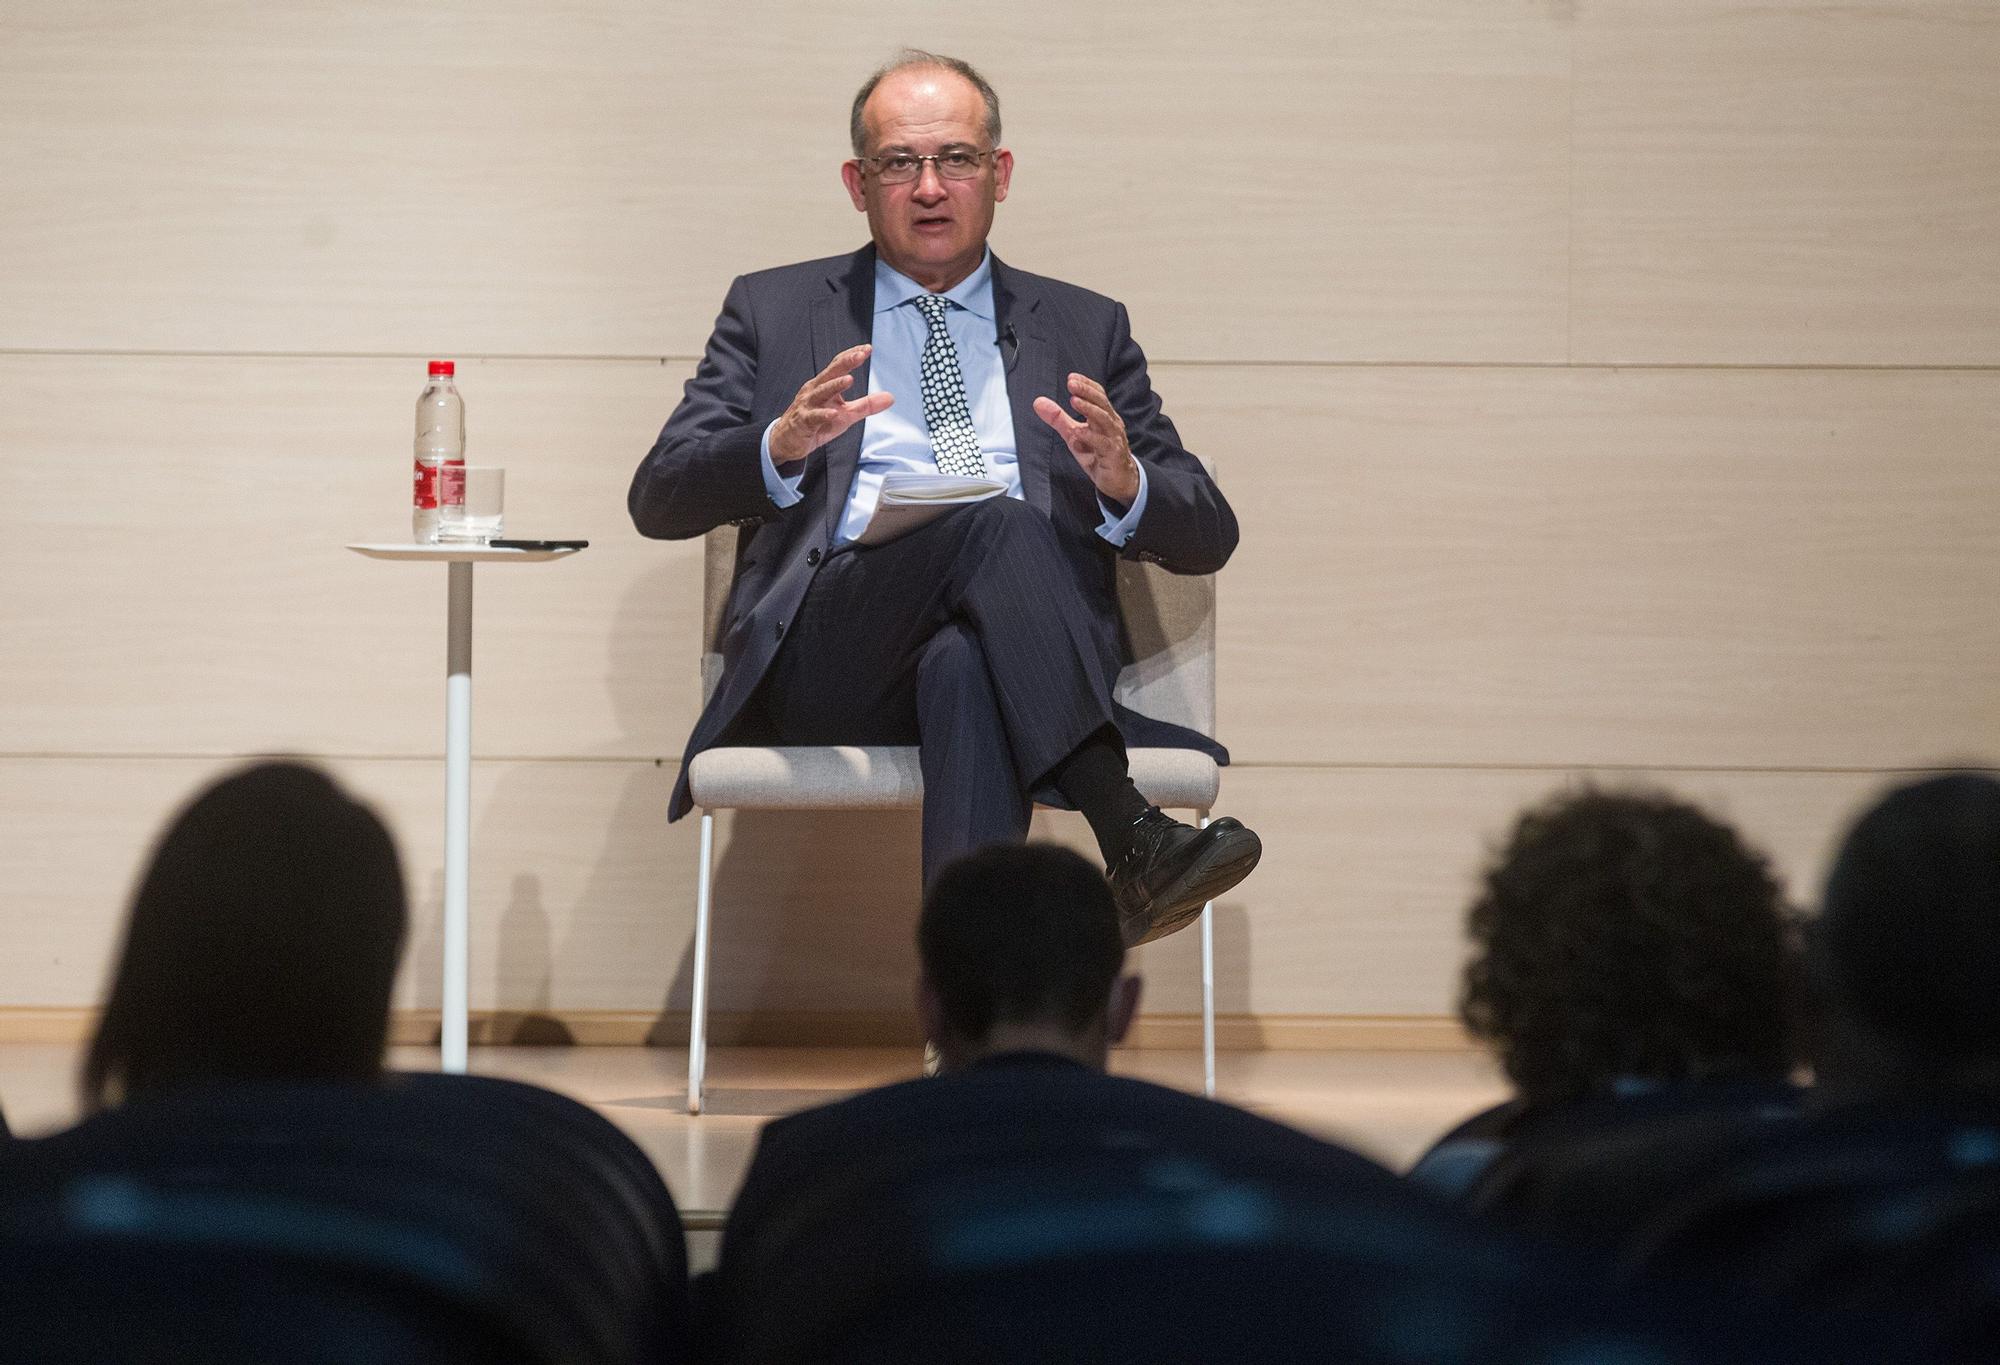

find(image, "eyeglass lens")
[870,151,988,183]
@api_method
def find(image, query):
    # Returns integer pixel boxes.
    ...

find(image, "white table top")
[347,542,585,564]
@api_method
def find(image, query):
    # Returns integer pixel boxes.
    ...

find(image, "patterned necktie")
[912,293,988,479]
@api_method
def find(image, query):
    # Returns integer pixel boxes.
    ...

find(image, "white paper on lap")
[854,473,1009,547]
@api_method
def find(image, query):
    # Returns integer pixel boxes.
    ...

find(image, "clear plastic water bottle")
[412,360,466,544]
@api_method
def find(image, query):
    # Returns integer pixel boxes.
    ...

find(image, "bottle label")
[413,460,466,510]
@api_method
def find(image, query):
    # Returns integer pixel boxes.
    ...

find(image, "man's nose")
[912,160,948,200]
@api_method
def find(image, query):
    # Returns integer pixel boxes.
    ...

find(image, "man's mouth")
[913,215,953,231]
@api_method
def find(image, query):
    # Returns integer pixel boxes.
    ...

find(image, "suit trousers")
[759,496,1118,884]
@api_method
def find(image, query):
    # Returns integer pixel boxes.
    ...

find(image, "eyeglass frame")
[851,147,1002,185]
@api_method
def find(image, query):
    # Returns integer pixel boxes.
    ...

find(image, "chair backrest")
[0,1232,526,1365]
[720,1153,1877,1365]
[1624,1106,2000,1354]
[1465,1080,1805,1231]
[701,475,1219,738]
[1,1075,692,1365]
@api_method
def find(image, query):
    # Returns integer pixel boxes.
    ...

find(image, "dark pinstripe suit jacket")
[629,245,1238,823]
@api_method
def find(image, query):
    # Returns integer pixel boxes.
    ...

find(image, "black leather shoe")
[1106,809,1262,948]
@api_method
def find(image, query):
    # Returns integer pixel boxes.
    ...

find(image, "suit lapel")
[993,257,1058,516]
[813,245,877,542]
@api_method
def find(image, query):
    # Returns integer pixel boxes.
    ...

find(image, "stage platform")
[0,1042,1507,1270]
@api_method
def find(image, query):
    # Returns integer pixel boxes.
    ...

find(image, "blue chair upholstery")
[0,1073,690,1365]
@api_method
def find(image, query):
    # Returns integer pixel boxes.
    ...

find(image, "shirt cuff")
[759,422,806,508]
[1095,461,1150,546]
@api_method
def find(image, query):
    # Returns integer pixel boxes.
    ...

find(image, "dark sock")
[1052,725,1154,864]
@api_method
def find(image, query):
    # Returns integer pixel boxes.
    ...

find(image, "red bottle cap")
[428,360,455,376]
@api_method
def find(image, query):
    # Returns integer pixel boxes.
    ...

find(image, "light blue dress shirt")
[759,251,1149,547]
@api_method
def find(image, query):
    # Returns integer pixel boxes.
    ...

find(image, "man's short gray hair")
[849,49,1002,158]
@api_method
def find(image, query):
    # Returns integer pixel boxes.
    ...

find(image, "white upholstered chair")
[683,525,1226,1113]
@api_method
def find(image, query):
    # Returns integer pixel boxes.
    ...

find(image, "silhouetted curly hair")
[1459,786,1791,1108]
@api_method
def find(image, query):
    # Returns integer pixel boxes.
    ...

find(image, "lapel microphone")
[1000,323,1019,369]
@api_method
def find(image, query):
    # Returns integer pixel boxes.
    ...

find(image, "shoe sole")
[1131,825,1263,946]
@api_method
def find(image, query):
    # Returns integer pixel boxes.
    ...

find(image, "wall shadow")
[407,867,445,1013]
[495,871,572,1044]
[650,806,927,1026]
[1215,896,1254,1023]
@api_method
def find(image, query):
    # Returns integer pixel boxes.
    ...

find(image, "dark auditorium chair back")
[1464,1079,1806,1248]
[1625,1103,2000,1360]
[0,1072,689,1365]
[718,1143,1900,1365]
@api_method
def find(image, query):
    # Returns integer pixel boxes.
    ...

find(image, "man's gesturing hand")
[769,344,894,467]
[1033,373,1140,505]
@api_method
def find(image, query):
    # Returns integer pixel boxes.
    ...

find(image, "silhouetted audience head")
[83,761,407,1108]
[917,843,1139,1073]
[1460,786,1792,1108]
[1814,770,2000,1090]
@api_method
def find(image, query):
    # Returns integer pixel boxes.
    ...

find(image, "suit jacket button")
[774,620,786,639]
[806,548,822,566]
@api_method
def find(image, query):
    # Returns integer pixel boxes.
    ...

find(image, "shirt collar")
[874,249,995,322]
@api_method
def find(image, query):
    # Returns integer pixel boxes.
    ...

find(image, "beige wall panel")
[995,1,1571,365]
[1571,1,2000,365]
[8,357,1996,773]
[0,354,702,759]
[1132,764,1912,1016]
[0,752,931,1018]
[0,754,912,1018]
[0,753,944,1020]
[0,0,1569,364]
[1159,363,2000,769]
[0,756,696,1012]
[0,758,169,1008]
[0,755,1916,1021]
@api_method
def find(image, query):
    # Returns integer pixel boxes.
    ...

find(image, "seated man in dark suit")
[629,49,1257,943]
[703,843,1419,1361]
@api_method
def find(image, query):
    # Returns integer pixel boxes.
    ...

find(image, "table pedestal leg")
[442,561,473,1073]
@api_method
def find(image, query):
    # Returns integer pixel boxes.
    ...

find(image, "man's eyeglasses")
[858,149,996,184]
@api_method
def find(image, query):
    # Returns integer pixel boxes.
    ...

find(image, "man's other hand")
[1034,374,1139,504]
[770,345,895,466]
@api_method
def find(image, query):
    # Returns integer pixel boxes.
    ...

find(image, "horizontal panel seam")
[0,753,1977,778]
[0,349,1995,375]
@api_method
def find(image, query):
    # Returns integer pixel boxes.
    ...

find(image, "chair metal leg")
[1199,810,1216,1098]
[688,810,716,1115]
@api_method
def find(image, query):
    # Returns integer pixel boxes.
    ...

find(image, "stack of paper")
[855,473,1009,546]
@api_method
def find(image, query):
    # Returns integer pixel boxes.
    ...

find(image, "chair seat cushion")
[688,746,1220,813]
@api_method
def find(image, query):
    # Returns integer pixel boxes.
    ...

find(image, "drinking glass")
[438,465,504,542]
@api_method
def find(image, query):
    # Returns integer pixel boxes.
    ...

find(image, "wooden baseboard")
[0,1006,1473,1052]
[0,1007,103,1044]
[1122,1014,1474,1052]
[386,1009,927,1048]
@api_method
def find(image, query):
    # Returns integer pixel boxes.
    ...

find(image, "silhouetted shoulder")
[751,1060,1399,1197]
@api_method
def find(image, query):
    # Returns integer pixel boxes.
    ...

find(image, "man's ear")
[991,147,1013,204]
[841,159,869,212]
[916,973,947,1046]
[1105,973,1142,1046]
